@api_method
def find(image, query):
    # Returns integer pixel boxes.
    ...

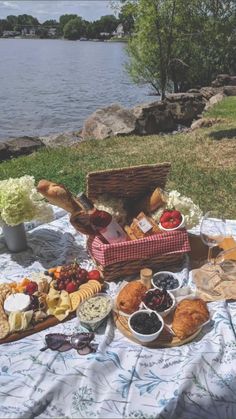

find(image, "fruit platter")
[0,261,105,344]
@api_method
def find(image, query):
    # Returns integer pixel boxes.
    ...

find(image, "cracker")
[0,319,10,339]
[70,291,82,311]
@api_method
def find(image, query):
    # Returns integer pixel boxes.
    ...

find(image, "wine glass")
[200,211,226,265]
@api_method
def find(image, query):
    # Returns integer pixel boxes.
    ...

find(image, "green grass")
[0,97,236,218]
[204,96,236,119]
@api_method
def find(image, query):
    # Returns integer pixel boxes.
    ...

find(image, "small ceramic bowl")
[151,271,181,294]
[76,293,113,331]
[128,309,164,343]
[159,215,185,232]
[141,288,176,318]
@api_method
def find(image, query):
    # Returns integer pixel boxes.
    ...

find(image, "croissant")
[37,179,82,214]
[116,281,147,314]
[172,298,209,340]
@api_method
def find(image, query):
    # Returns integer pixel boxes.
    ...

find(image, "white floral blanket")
[0,210,236,419]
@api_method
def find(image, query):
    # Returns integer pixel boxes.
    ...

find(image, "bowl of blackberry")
[128,309,164,343]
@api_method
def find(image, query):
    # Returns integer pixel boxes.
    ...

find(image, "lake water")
[0,39,151,141]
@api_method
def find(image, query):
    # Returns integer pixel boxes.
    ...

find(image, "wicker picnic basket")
[72,163,190,281]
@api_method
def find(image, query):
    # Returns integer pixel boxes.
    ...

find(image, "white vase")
[2,222,28,252]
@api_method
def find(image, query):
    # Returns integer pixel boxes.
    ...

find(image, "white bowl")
[141,288,176,318]
[76,293,113,331]
[159,215,185,232]
[151,271,181,294]
[128,309,164,343]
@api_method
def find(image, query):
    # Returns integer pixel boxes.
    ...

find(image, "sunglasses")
[40,332,97,355]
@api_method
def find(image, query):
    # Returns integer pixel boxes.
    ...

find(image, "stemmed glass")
[200,211,226,265]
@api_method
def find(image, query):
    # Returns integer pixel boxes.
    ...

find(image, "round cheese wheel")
[4,293,30,315]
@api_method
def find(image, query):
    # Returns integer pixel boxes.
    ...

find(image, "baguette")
[37,179,82,214]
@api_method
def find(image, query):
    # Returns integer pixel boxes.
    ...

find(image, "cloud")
[0,0,115,22]
[0,1,20,10]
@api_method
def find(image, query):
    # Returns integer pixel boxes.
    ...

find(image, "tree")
[0,19,9,35]
[13,14,39,32]
[6,15,18,30]
[59,14,78,31]
[63,17,86,40]
[126,0,236,97]
[98,15,118,34]
[127,0,183,99]
[118,0,137,34]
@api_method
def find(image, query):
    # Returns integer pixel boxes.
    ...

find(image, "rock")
[223,86,236,96]
[199,86,223,100]
[82,104,137,140]
[205,92,225,110]
[164,92,205,124]
[131,101,176,134]
[191,117,225,130]
[212,74,236,87]
[0,143,10,162]
[40,131,83,148]
[6,136,45,158]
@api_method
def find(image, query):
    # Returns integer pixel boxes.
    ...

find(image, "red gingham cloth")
[87,229,190,267]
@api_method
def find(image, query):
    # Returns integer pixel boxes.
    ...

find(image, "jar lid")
[140,268,153,280]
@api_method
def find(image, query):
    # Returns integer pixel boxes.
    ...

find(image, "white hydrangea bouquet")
[0,175,54,226]
[152,190,202,229]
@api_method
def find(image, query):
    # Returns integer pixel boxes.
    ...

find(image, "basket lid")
[86,163,171,201]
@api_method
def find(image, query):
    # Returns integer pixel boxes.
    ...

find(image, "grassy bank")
[0,97,235,218]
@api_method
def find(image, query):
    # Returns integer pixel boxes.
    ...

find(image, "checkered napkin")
[87,229,190,267]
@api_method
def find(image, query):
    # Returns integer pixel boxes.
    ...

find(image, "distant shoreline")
[0,36,128,43]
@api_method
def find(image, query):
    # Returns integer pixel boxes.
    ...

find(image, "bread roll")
[37,179,82,214]
[131,187,167,216]
[149,187,167,212]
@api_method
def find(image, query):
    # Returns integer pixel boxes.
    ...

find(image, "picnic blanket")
[0,209,236,419]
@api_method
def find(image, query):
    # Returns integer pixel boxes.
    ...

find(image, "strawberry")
[161,221,172,229]
[171,219,181,228]
[171,210,182,220]
[160,210,172,223]
[25,281,38,295]
[66,281,78,294]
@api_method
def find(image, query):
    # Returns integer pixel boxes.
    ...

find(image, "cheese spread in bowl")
[76,293,113,331]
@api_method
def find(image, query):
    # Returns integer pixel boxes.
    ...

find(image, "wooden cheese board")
[0,312,76,345]
[113,310,202,348]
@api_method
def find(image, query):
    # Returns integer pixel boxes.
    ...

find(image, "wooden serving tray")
[0,312,76,345]
[113,310,202,348]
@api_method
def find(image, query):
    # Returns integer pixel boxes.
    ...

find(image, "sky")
[0,0,118,22]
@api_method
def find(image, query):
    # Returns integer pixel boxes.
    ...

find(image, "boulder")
[212,74,236,87]
[40,131,83,148]
[0,143,10,162]
[205,92,225,110]
[164,92,205,124]
[82,104,137,140]
[131,101,176,134]
[191,117,225,130]
[6,136,45,158]
[199,86,223,100]
[223,86,236,96]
